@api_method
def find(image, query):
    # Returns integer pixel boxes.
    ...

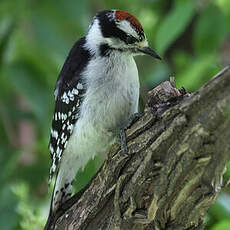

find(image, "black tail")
[43,211,54,230]
[44,170,58,230]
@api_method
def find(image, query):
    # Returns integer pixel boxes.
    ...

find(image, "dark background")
[0,0,230,229]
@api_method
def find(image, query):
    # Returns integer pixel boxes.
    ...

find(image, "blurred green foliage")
[0,0,230,229]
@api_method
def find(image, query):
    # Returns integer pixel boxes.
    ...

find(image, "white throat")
[84,18,104,56]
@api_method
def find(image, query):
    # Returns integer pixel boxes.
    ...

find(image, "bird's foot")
[119,113,143,153]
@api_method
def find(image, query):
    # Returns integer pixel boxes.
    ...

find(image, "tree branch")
[53,66,230,230]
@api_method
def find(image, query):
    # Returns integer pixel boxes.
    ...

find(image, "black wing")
[49,37,91,182]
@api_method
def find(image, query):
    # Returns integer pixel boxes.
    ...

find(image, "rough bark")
[52,66,230,230]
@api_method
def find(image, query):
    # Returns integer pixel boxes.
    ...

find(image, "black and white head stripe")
[49,37,90,182]
[96,10,145,44]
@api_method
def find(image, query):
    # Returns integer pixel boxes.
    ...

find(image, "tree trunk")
[51,66,230,230]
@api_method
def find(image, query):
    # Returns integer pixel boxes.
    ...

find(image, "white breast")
[67,51,139,158]
[82,51,139,130]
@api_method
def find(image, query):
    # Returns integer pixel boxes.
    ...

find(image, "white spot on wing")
[72,88,79,95]
[62,135,68,144]
[56,146,62,159]
[61,92,70,104]
[61,113,67,121]
[49,144,54,154]
[68,90,74,101]
[64,142,68,148]
[54,88,59,100]
[51,162,56,172]
[76,83,83,90]
[51,129,58,139]
[67,124,73,131]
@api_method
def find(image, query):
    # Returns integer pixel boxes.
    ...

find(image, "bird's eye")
[126,35,138,44]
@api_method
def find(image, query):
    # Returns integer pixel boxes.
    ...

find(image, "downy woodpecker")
[48,9,161,216]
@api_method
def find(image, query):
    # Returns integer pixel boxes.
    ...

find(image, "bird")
[47,9,161,222]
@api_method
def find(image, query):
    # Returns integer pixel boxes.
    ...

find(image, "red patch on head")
[115,10,143,31]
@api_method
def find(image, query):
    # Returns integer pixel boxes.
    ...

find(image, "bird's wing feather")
[49,37,90,183]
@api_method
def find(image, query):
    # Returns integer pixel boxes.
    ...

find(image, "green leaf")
[214,0,230,19]
[0,186,19,230]
[155,0,195,54]
[6,63,51,121]
[0,146,19,186]
[211,220,230,230]
[194,5,228,54]
[0,18,15,66]
[209,194,230,221]
[175,54,219,91]
[74,156,102,193]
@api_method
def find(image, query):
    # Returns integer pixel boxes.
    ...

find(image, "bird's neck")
[85,18,132,58]
[84,18,104,56]
[83,49,136,87]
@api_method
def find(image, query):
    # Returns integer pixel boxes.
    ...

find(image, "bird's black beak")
[138,47,162,60]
